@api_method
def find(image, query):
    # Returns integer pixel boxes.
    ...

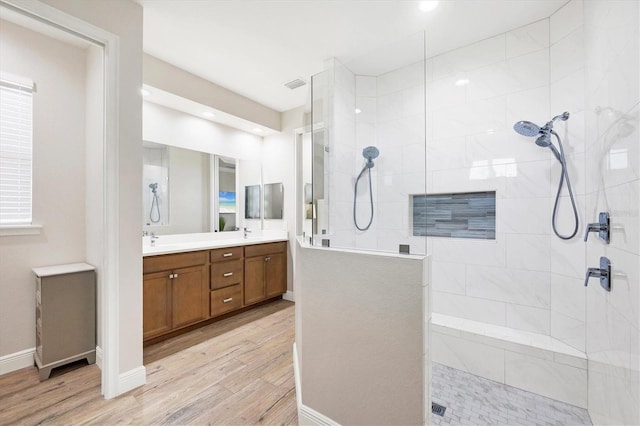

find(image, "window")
[0,75,33,226]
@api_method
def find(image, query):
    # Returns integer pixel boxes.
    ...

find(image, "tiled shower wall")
[327,58,427,254]
[426,18,568,342]
[583,0,639,424]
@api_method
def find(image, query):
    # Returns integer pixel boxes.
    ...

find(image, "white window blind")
[0,77,33,225]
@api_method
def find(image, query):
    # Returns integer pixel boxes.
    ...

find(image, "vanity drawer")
[210,246,243,263]
[244,241,286,258]
[210,284,243,317]
[210,259,243,289]
[143,251,208,274]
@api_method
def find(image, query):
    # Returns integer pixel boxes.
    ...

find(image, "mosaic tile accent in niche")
[412,191,496,239]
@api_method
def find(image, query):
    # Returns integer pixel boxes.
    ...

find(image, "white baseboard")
[0,348,35,376]
[293,343,339,426]
[95,346,103,370]
[283,290,295,302]
[118,365,146,395]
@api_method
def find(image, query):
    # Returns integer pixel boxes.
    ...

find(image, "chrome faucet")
[243,227,251,239]
[150,232,158,247]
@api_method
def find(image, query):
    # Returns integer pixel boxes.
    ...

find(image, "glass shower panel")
[309,32,427,255]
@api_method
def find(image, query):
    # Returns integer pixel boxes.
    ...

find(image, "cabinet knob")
[223,253,233,257]
[223,297,233,303]
[265,257,270,262]
[223,272,233,277]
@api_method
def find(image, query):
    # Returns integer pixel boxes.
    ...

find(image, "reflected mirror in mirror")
[264,182,284,219]
[245,185,261,219]
[143,142,169,226]
[216,156,237,232]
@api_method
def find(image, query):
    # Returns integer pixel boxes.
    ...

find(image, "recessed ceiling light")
[419,1,439,12]
[355,108,362,114]
[140,88,151,97]
[202,111,215,118]
[455,78,470,86]
[253,128,262,133]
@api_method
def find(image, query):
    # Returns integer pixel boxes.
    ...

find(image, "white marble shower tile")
[497,197,551,235]
[550,28,584,83]
[550,310,586,354]
[426,137,466,172]
[551,0,583,44]
[432,260,466,295]
[505,160,552,199]
[505,350,588,408]
[466,265,551,308]
[506,303,551,335]
[433,291,507,326]
[431,233,506,267]
[505,233,551,272]
[432,34,505,80]
[432,331,505,383]
[377,91,403,123]
[506,86,550,133]
[550,274,586,322]
[506,19,550,58]
[427,74,466,111]
[355,75,376,97]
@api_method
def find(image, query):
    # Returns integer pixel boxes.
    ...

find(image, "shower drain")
[432,402,447,417]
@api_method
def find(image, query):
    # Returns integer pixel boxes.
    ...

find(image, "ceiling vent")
[283,78,306,90]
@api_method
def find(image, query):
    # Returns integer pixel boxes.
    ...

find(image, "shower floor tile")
[431,363,592,426]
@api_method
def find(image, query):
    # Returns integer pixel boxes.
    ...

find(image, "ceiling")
[141,0,567,113]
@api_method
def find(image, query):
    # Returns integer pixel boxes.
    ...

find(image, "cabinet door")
[172,265,209,329]
[265,252,286,298]
[244,256,265,306]
[143,271,172,340]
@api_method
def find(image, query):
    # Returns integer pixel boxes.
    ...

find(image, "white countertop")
[143,230,288,257]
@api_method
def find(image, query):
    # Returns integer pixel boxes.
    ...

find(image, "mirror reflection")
[142,141,257,235]
[264,182,284,219]
[245,185,261,219]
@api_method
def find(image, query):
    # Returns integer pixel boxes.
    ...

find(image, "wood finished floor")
[0,299,297,426]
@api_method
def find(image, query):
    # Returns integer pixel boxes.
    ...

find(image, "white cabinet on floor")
[33,263,96,381]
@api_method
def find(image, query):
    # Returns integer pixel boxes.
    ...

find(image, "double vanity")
[142,231,288,343]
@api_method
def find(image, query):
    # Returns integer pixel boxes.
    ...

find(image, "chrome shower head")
[149,182,158,193]
[513,121,541,137]
[362,146,380,161]
[535,134,552,147]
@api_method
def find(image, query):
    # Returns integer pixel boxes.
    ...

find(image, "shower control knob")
[584,257,611,292]
[584,212,610,243]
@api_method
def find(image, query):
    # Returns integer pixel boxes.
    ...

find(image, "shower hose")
[150,192,161,224]
[353,164,374,231]
[551,130,579,240]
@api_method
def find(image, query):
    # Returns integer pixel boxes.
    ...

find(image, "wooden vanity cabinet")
[143,251,209,341]
[244,242,287,306]
[209,247,244,317]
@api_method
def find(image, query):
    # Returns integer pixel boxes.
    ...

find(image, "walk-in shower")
[148,182,161,224]
[353,146,379,231]
[513,112,579,239]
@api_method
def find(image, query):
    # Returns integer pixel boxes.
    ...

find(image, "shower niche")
[143,141,170,227]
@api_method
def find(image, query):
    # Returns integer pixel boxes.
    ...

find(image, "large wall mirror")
[142,140,261,235]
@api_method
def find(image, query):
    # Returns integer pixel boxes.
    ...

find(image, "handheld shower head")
[149,182,158,194]
[362,146,380,161]
[513,121,541,137]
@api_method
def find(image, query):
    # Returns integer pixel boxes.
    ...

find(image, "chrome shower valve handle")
[584,256,611,292]
[583,212,610,243]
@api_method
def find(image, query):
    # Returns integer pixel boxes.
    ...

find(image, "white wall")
[263,106,305,292]
[0,19,87,358]
[582,0,640,424]
[41,0,144,379]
